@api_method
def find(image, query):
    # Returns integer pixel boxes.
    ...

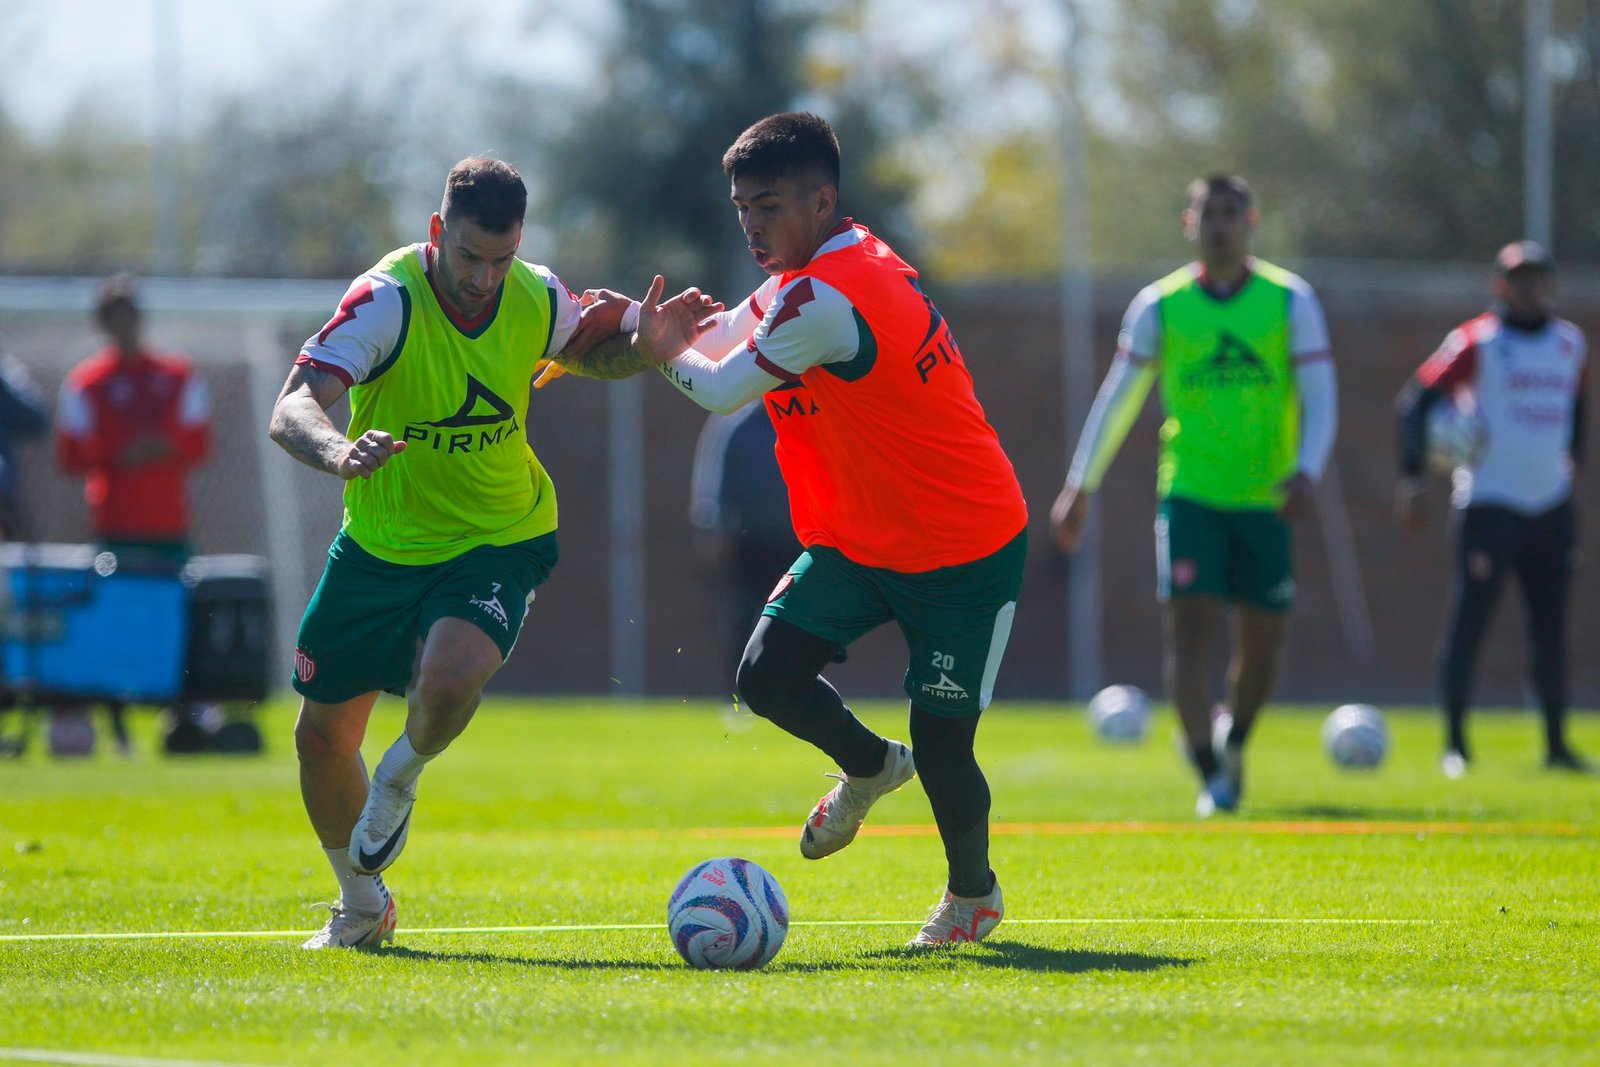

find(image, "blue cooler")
[0,543,188,704]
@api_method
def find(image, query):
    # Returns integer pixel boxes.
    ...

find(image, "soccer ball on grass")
[1322,703,1389,769]
[1087,684,1151,743]
[667,857,788,970]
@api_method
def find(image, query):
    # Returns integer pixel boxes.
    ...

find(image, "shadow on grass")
[778,940,1194,975]
[1255,803,1473,821]
[377,941,1194,975]
[378,945,678,970]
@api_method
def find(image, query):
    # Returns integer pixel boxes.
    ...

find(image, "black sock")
[737,618,885,777]
[1445,704,1469,756]
[1225,718,1251,748]
[1542,705,1569,758]
[1192,745,1219,779]
[909,704,992,898]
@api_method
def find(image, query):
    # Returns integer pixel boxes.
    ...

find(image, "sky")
[0,0,601,137]
[1,0,1091,141]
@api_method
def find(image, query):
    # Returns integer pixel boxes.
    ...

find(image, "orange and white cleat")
[301,894,397,950]
[799,741,915,859]
[910,879,1003,946]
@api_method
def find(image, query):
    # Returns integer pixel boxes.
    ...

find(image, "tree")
[186,94,401,278]
[514,0,917,299]
[898,0,1600,275]
[0,101,157,275]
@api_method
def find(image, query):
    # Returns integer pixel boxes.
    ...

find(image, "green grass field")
[1,698,1596,1066]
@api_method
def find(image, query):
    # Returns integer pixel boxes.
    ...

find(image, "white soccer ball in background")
[667,857,789,970]
[1425,394,1488,473]
[1087,684,1151,743]
[1322,703,1389,769]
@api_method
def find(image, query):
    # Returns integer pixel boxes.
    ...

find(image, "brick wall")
[4,266,1594,708]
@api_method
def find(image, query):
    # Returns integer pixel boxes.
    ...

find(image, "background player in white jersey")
[1396,240,1589,776]
[1050,175,1337,817]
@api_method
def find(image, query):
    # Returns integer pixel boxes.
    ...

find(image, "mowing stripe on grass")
[0,1050,279,1067]
[579,819,1584,840]
[0,916,1434,944]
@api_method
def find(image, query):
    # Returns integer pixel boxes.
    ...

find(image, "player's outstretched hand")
[634,275,724,364]
[1049,484,1090,553]
[336,429,406,480]
[1277,471,1315,521]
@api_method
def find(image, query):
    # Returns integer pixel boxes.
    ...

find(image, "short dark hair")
[94,273,141,328]
[1496,239,1554,276]
[440,156,527,234]
[1186,173,1254,210]
[722,112,841,187]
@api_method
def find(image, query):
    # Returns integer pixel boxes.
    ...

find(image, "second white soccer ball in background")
[1322,703,1389,769]
[1088,684,1151,743]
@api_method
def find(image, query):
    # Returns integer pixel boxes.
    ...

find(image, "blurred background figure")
[56,274,212,558]
[0,352,50,540]
[1051,175,1337,818]
[0,351,50,756]
[54,274,213,754]
[1395,241,1589,777]
[688,404,802,688]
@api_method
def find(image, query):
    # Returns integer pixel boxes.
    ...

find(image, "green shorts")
[292,530,559,704]
[1156,497,1293,610]
[762,530,1027,717]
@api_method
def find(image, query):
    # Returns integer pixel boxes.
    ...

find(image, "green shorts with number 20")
[762,529,1027,717]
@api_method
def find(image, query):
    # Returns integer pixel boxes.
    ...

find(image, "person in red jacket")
[54,274,212,754]
[56,274,210,560]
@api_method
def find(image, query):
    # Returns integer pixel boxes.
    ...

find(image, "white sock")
[324,847,388,913]
[374,731,434,787]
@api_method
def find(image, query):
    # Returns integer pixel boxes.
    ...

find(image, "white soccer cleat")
[910,879,1003,946]
[1441,749,1468,779]
[349,777,416,875]
[799,741,915,859]
[301,894,397,950]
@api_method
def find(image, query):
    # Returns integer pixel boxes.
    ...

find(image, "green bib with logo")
[342,245,558,564]
[1154,259,1299,509]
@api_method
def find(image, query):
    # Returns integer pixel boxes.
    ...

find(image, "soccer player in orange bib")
[574,113,1028,944]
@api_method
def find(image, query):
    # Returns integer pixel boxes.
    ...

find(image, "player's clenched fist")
[1049,485,1090,553]
[337,429,406,480]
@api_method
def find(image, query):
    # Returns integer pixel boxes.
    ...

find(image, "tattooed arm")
[546,281,724,382]
[556,329,658,381]
[268,362,405,480]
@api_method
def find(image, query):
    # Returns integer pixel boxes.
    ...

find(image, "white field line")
[0,1050,280,1067]
[0,916,1434,944]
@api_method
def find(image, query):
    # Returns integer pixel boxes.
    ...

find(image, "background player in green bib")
[1050,174,1338,817]
[268,157,715,949]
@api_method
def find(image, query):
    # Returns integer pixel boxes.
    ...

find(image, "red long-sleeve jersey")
[55,347,210,541]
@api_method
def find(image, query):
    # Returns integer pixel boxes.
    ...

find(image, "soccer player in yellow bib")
[269,157,718,948]
[1051,175,1337,817]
